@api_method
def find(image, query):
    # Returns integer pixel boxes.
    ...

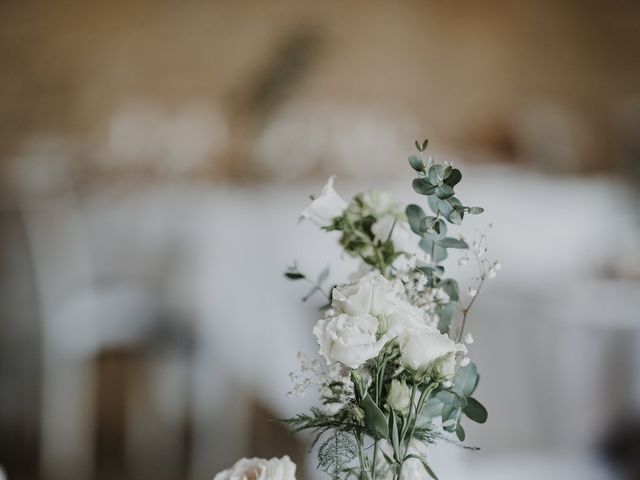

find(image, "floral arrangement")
[213,140,498,480]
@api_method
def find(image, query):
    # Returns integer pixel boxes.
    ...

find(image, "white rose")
[313,313,386,369]
[300,176,347,227]
[387,379,411,415]
[315,272,424,369]
[332,272,423,339]
[431,352,458,380]
[213,456,296,480]
[399,327,466,378]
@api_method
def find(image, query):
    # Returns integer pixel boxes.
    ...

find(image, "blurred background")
[1,1,639,479]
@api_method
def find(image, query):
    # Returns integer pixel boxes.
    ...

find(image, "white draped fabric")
[18,164,637,479]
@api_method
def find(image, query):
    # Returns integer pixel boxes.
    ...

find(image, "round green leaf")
[409,155,425,172]
[406,204,427,235]
[428,164,446,185]
[463,397,488,424]
[412,178,437,196]
[435,184,455,199]
[444,169,462,187]
[453,362,479,397]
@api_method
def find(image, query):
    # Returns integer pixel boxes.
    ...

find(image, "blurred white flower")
[358,189,402,218]
[300,176,347,227]
[371,215,416,253]
[463,333,474,345]
[399,327,466,379]
[213,456,296,480]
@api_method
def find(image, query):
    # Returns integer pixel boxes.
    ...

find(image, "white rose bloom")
[314,313,386,369]
[300,176,347,227]
[387,379,412,415]
[213,456,296,480]
[399,327,466,378]
[315,272,423,368]
[332,272,423,340]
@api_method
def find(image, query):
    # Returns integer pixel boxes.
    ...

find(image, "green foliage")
[463,397,488,424]
[284,140,491,480]
[415,138,429,152]
[452,362,479,398]
[404,454,439,479]
[359,395,389,439]
[436,302,456,334]
[409,155,425,173]
[317,430,358,480]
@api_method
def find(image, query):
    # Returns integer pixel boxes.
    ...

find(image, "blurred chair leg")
[40,353,94,480]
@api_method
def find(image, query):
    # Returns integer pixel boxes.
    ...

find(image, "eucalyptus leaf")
[453,362,479,397]
[415,139,429,152]
[463,397,488,424]
[285,272,305,280]
[419,216,446,240]
[427,195,440,215]
[435,184,455,199]
[435,198,454,217]
[436,390,467,409]
[436,303,456,334]
[409,155,425,172]
[438,237,469,249]
[420,396,445,422]
[412,178,437,196]
[406,204,427,235]
[448,209,463,225]
[455,423,466,441]
[419,238,448,262]
[438,278,460,301]
[360,395,389,438]
[469,206,484,215]
[444,168,462,187]
[428,164,446,185]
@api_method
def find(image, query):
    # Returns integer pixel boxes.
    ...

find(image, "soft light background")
[1,1,639,480]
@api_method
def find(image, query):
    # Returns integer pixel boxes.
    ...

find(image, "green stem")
[405,384,434,456]
[370,359,387,480]
[457,251,486,342]
[356,432,371,480]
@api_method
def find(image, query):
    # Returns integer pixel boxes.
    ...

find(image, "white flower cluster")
[399,269,450,328]
[458,226,501,296]
[287,352,355,416]
[313,272,466,378]
[300,177,416,256]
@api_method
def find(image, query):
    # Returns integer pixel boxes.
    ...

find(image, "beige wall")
[1,0,639,178]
